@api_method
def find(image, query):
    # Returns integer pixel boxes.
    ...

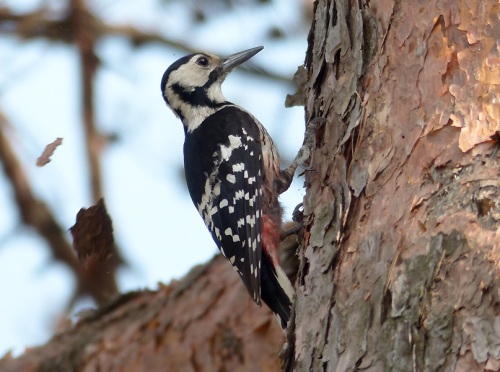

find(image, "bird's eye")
[196,56,209,67]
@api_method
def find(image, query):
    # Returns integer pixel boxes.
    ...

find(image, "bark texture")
[290,0,500,371]
[0,255,286,371]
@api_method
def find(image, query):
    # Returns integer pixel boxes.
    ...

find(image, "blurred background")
[0,0,311,356]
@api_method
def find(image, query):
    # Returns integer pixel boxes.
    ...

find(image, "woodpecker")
[161,46,303,330]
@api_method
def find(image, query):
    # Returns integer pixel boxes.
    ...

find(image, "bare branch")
[104,24,293,84]
[0,7,293,85]
[69,0,102,201]
[0,255,285,371]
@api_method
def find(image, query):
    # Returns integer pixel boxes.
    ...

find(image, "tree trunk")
[289,0,500,371]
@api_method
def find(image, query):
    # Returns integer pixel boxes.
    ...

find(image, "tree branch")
[0,256,285,371]
[0,7,293,85]
[69,0,102,201]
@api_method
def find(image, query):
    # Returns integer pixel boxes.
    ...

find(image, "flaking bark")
[287,0,500,371]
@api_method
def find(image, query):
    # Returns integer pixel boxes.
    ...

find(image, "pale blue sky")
[0,0,309,356]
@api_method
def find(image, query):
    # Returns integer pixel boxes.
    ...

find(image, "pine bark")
[0,256,285,371]
[289,0,500,371]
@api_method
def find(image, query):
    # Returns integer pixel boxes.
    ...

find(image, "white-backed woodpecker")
[161,46,302,330]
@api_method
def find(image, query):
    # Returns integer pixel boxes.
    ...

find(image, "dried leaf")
[70,198,119,304]
[36,137,63,167]
[70,198,116,266]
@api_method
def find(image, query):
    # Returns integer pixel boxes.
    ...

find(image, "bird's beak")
[220,46,264,74]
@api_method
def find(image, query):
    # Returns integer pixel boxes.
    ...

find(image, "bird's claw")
[292,202,303,223]
[280,203,304,240]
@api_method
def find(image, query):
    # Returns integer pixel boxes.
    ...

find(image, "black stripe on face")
[171,83,224,109]
[206,66,224,89]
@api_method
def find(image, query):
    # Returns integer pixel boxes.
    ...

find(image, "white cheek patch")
[206,83,225,102]
[169,62,210,88]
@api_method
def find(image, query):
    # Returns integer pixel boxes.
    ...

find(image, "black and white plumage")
[161,46,297,329]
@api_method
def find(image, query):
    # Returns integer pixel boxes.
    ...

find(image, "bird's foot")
[280,203,304,240]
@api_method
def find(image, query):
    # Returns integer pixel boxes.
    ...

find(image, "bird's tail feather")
[261,257,295,330]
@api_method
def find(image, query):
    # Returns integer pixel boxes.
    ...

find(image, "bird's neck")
[173,84,228,133]
[180,105,222,133]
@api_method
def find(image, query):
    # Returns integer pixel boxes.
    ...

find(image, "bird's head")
[161,46,263,131]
